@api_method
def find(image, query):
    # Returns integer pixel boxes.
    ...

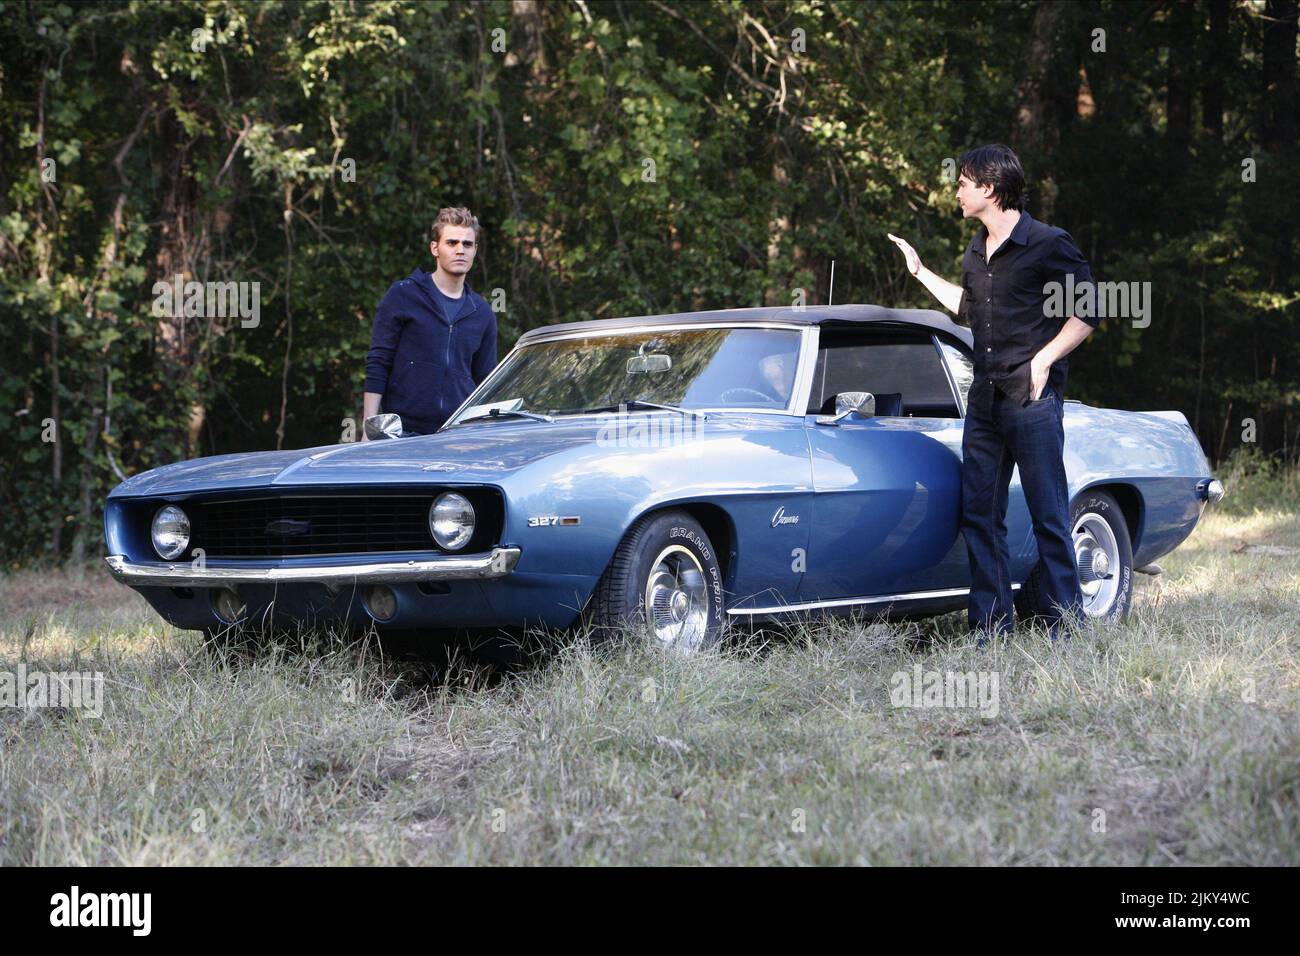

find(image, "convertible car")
[104,305,1223,652]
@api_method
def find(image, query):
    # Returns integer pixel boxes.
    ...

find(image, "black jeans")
[960,380,1083,635]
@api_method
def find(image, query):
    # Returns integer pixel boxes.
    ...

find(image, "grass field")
[2,458,1297,865]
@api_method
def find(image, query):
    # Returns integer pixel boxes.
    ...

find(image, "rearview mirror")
[627,353,672,374]
[364,413,404,440]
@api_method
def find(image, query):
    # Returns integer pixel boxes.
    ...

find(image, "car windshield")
[449,327,803,422]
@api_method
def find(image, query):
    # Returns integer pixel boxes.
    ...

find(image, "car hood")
[107,415,769,497]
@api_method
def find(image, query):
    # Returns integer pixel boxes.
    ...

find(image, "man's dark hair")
[957,144,1026,212]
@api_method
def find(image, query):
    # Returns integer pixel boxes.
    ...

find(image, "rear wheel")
[1015,489,1134,625]
[590,509,725,653]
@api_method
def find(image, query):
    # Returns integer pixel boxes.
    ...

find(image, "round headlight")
[151,505,191,560]
[429,493,475,550]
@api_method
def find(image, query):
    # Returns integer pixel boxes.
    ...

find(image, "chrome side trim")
[104,547,521,587]
[791,325,821,417]
[518,320,809,345]
[728,583,1019,616]
[931,334,968,418]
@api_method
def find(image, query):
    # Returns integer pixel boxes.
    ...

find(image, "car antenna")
[828,259,836,306]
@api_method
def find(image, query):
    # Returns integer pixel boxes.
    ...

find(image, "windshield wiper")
[455,408,554,425]
[577,399,708,420]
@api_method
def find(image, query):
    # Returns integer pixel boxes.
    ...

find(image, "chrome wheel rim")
[1073,512,1120,617]
[644,544,709,651]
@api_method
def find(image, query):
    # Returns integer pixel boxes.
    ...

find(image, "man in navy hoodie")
[362,206,498,437]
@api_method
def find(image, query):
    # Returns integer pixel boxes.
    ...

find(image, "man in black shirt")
[889,144,1100,638]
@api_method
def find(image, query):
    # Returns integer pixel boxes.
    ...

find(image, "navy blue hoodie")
[364,267,498,434]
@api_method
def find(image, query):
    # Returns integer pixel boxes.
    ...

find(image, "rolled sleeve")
[1045,230,1099,328]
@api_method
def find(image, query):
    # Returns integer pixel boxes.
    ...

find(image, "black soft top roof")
[515,304,973,349]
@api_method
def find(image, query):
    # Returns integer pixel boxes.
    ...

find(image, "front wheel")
[589,509,725,653]
[1015,489,1134,625]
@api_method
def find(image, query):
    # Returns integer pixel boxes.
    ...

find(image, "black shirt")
[958,210,1097,405]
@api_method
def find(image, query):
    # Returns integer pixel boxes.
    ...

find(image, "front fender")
[498,415,814,607]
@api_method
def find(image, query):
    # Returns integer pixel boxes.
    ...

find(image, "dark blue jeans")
[960,381,1083,635]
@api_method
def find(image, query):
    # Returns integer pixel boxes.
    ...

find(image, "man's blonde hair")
[431,206,482,243]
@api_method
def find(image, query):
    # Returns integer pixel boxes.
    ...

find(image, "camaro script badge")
[771,506,800,528]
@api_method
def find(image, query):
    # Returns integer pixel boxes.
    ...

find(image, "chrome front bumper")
[104,547,521,587]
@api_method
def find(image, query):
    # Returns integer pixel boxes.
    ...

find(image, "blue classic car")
[104,305,1223,652]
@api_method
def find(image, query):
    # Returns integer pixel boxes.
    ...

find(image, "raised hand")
[887,232,921,276]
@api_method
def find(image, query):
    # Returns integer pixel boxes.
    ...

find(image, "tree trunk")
[36,62,63,560]
[49,312,62,559]
[1165,0,1195,171]
[1262,0,1297,284]
[71,404,103,564]
[1263,0,1298,151]
[1201,0,1229,144]
[153,113,209,457]
[765,145,791,307]
[1013,1,1068,220]
[506,0,548,80]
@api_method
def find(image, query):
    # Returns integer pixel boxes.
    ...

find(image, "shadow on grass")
[197,602,988,700]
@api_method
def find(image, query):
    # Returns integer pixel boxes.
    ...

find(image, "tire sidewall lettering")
[666,523,723,621]
[669,525,713,564]
[1072,492,1133,622]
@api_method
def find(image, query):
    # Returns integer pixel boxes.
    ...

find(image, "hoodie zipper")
[426,272,466,406]
[446,296,457,365]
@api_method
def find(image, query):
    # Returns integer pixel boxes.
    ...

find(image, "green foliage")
[1218,444,1300,517]
[0,0,1296,566]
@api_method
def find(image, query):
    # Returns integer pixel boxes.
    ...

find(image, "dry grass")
[1,482,1297,865]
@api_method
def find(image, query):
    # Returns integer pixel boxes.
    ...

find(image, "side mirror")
[816,391,875,427]
[364,413,404,440]
[835,391,875,418]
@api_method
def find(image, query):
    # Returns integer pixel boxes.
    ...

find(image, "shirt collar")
[1009,209,1033,244]
[970,209,1033,252]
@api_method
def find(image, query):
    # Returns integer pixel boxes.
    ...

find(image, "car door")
[797,326,1031,602]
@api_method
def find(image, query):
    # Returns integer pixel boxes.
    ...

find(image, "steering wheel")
[719,386,778,405]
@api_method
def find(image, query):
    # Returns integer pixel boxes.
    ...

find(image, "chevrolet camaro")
[104,305,1223,653]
